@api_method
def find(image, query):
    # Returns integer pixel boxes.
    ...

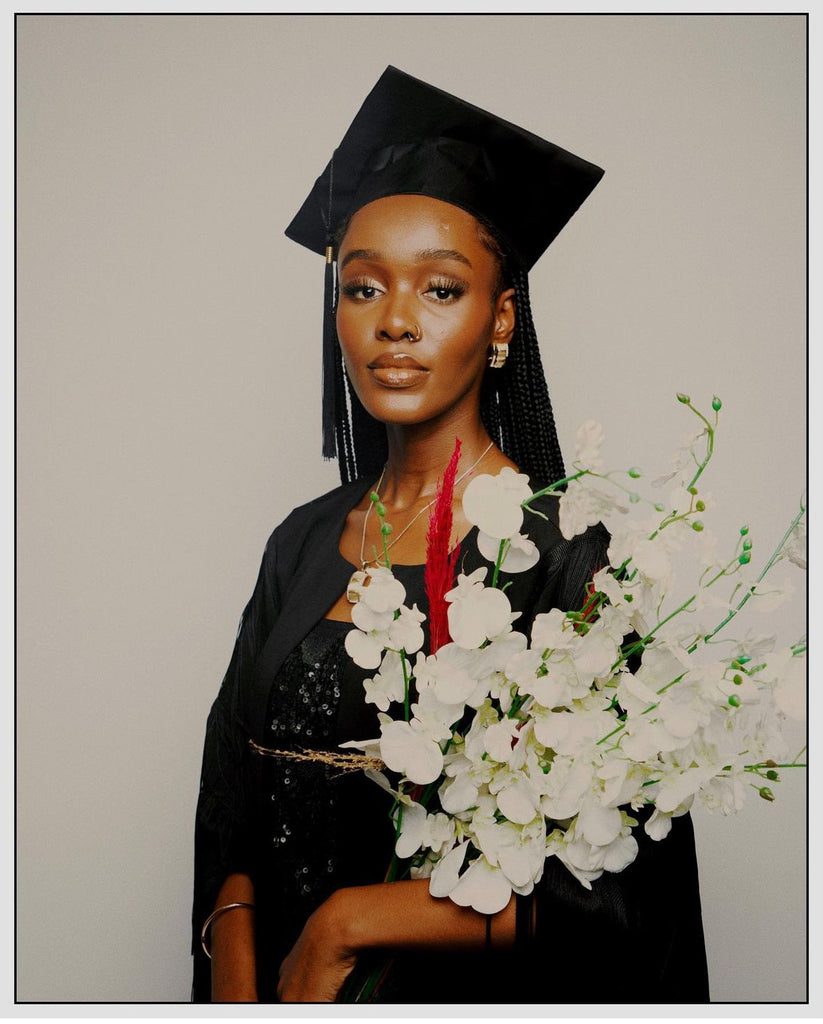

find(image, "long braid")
[348,381,387,481]
[331,338,356,483]
[479,266,565,485]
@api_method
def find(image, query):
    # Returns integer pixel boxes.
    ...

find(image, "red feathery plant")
[424,438,463,654]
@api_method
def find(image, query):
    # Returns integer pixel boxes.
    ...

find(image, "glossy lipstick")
[367,353,428,388]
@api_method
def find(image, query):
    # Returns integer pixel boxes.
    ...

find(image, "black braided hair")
[479,263,566,486]
[328,228,566,487]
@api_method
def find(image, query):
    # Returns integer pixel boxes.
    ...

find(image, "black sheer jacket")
[192,477,710,1003]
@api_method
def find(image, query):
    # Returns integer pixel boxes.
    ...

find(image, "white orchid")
[477,528,540,573]
[446,569,516,649]
[338,406,804,915]
[361,565,408,612]
[379,719,444,785]
[573,419,606,472]
[462,467,533,540]
[346,567,411,669]
[363,651,407,711]
[558,476,617,540]
[784,516,806,569]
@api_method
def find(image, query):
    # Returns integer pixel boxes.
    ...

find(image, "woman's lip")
[368,353,426,370]
[369,366,429,388]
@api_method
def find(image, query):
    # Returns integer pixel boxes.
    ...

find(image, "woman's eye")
[425,281,465,303]
[342,281,381,300]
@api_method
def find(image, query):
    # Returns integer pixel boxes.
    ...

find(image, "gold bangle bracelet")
[200,901,255,960]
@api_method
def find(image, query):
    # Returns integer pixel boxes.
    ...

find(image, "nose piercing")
[406,325,421,342]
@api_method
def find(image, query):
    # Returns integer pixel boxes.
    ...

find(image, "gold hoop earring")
[488,342,509,368]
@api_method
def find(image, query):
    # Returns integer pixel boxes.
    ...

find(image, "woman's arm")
[209,873,258,1002]
[277,879,516,1002]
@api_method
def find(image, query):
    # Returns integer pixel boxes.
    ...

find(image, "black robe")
[192,477,710,1003]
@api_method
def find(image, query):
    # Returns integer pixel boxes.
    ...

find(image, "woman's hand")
[277,891,357,1002]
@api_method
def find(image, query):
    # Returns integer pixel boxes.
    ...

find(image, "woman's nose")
[376,295,420,342]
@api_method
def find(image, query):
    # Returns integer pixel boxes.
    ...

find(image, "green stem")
[523,470,588,504]
[744,761,807,771]
[400,650,411,722]
[685,404,715,491]
[699,505,806,646]
[616,594,696,667]
[491,539,507,588]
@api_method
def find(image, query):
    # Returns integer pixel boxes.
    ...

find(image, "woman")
[192,67,709,1003]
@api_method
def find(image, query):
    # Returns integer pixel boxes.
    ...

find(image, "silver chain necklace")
[345,441,495,603]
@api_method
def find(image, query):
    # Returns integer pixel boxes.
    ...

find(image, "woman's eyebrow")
[414,248,472,267]
[340,248,379,269]
[339,247,472,269]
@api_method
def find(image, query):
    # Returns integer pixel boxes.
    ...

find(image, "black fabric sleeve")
[191,532,281,1001]
[516,522,710,1002]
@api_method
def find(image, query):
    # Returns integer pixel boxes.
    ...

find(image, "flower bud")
[381,523,393,536]
[695,500,705,512]
[692,520,704,532]
[740,525,749,536]
[742,538,752,551]
[739,551,751,565]
[688,485,698,495]
[654,503,665,513]
[712,395,722,411]
[628,466,642,479]
[759,786,775,802]
[764,758,777,767]
[370,491,381,503]
[376,502,387,517]
[766,769,779,781]
[676,392,691,404]
[728,694,741,707]
[733,674,743,685]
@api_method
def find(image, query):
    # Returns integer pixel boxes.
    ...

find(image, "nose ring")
[406,325,421,342]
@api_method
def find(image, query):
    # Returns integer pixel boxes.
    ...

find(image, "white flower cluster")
[342,419,807,913]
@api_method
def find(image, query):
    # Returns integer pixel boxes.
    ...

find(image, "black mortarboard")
[285,66,604,456]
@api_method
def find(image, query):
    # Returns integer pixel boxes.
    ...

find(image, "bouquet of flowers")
[341,395,806,916]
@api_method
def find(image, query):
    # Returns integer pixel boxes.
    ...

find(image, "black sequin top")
[252,618,397,1000]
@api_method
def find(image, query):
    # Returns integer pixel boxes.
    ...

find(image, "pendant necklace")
[346,440,494,603]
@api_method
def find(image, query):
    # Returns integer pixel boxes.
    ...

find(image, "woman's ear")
[493,287,516,346]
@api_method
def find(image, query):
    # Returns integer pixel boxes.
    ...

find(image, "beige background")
[17,14,807,1005]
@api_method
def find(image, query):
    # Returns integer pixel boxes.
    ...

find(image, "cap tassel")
[321,243,338,459]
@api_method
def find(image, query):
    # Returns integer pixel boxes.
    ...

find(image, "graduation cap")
[285,66,604,457]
